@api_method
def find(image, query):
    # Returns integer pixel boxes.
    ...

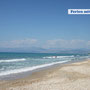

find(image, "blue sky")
[0,0,90,49]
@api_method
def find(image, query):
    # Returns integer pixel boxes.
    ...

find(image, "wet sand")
[0,59,90,90]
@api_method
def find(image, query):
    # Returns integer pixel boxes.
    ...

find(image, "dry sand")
[0,59,90,90]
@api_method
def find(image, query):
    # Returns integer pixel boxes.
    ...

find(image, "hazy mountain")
[0,47,90,54]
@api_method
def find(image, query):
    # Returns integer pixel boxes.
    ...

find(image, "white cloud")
[0,38,90,49]
[0,38,38,48]
[87,41,90,47]
[43,39,89,49]
[44,39,68,48]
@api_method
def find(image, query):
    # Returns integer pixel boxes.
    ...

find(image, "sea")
[0,52,90,80]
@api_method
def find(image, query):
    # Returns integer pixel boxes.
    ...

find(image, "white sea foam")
[43,55,74,59]
[0,58,26,63]
[0,60,70,76]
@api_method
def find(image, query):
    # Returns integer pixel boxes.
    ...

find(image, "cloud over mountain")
[0,38,38,48]
[0,38,90,49]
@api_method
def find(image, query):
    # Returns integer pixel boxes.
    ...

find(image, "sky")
[0,0,90,50]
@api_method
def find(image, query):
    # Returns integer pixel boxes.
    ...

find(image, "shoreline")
[0,59,90,90]
[0,60,70,80]
[0,58,87,81]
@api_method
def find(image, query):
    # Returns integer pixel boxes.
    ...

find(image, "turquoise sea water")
[0,52,90,77]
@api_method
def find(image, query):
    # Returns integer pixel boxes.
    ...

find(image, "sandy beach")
[0,59,90,90]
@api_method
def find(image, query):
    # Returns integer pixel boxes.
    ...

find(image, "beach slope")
[0,60,90,90]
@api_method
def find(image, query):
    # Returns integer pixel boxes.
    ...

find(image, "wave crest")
[0,58,26,63]
[43,55,74,59]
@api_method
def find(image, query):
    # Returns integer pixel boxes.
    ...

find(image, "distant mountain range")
[0,47,90,54]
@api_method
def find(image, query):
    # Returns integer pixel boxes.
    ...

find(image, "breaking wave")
[43,55,74,59]
[0,60,70,76]
[0,58,26,63]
